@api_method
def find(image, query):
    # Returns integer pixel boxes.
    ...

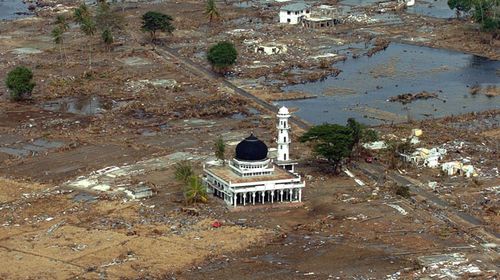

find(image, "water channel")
[0,0,31,20]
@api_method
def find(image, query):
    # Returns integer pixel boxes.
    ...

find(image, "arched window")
[284,136,287,142]
[284,153,287,160]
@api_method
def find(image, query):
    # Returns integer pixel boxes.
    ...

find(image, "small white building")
[400,147,447,167]
[441,161,477,178]
[202,106,305,207]
[279,2,312,24]
[406,0,415,7]
[362,141,387,150]
[255,43,288,55]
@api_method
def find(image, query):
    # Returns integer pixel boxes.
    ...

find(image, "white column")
[261,192,265,204]
[277,106,291,162]
[271,191,274,203]
[234,193,237,207]
[243,193,246,206]
[299,189,302,202]
[252,192,255,205]
[289,189,293,201]
[280,190,283,202]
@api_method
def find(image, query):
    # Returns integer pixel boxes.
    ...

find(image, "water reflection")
[0,0,30,20]
[281,43,500,125]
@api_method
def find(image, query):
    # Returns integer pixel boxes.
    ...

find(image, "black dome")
[235,134,268,161]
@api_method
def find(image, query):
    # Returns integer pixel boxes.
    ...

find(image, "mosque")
[202,106,305,207]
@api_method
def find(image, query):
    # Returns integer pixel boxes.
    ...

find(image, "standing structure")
[202,106,305,208]
[279,2,312,24]
[275,106,297,172]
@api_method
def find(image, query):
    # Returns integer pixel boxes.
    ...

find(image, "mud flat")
[281,43,500,125]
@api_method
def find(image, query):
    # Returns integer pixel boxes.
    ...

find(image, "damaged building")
[301,4,342,28]
[255,42,288,55]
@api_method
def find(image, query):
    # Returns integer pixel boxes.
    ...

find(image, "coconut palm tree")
[214,136,225,165]
[205,0,220,23]
[51,26,64,64]
[174,160,194,184]
[73,3,91,24]
[184,175,208,204]
[52,15,69,62]
[101,28,113,51]
[55,14,69,31]
[80,17,97,70]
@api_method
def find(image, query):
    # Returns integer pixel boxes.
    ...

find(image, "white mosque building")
[202,106,305,208]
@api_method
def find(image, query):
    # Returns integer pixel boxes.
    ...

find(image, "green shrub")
[5,66,35,101]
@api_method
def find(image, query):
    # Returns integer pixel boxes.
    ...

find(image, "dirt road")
[155,46,312,130]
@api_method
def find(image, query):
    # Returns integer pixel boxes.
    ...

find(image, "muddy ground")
[0,0,499,279]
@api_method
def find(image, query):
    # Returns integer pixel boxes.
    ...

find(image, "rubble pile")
[389,91,438,104]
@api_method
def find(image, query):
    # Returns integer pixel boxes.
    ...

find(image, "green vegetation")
[5,66,35,101]
[73,2,123,62]
[51,15,69,63]
[300,123,354,173]
[346,118,362,151]
[385,140,415,169]
[206,41,237,73]
[361,128,379,143]
[205,0,220,23]
[447,0,499,32]
[51,27,64,57]
[141,11,174,42]
[183,175,208,204]
[448,0,474,17]
[300,119,379,173]
[173,161,208,204]
[347,118,379,151]
[101,28,114,50]
[74,4,96,69]
[394,184,411,199]
[95,1,123,50]
[95,1,123,31]
[214,136,226,165]
[472,0,500,32]
[73,3,91,24]
[174,160,194,184]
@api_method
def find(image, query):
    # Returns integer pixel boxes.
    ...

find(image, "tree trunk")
[59,44,63,65]
[88,40,92,70]
[62,43,67,64]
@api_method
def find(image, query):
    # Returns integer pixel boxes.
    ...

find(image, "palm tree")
[214,136,225,165]
[205,0,220,23]
[80,17,97,70]
[55,14,69,31]
[53,15,69,62]
[73,3,91,24]
[51,26,64,64]
[184,175,208,204]
[174,160,194,184]
[101,28,113,51]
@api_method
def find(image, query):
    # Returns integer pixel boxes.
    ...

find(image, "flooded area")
[340,0,380,6]
[41,96,107,116]
[406,0,456,19]
[341,0,455,18]
[281,43,500,125]
[0,138,64,158]
[0,0,31,20]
